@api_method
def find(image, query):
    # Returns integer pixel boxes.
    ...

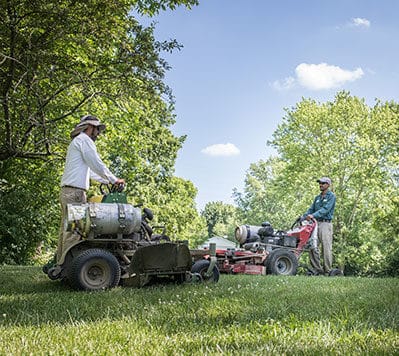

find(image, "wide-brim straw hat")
[70,115,106,138]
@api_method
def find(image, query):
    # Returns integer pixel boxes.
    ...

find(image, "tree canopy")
[1,0,191,161]
[201,201,238,241]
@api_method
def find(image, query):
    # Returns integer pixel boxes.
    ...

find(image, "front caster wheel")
[191,260,219,283]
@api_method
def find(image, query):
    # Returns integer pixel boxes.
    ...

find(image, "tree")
[0,159,59,264]
[233,157,295,228]
[0,0,201,263]
[0,0,198,160]
[235,92,399,275]
[145,176,207,248]
[201,201,238,241]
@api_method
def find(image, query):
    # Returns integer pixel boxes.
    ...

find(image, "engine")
[235,222,274,244]
[235,222,297,249]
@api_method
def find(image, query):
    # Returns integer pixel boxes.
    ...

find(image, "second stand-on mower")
[215,218,342,276]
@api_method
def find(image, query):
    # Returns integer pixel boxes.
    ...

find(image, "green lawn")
[0,266,398,355]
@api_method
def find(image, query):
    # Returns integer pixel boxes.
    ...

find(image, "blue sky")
[146,0,399,210]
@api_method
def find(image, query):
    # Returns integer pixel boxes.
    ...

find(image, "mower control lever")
[291,216,316,229]
[110,183,125,193]
[100,183,125,195]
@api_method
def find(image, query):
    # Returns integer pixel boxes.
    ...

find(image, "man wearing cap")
[303,177,336,275]
[56,115,125,263]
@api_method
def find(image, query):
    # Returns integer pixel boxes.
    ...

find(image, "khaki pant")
[56,187,87,264]
[309,222,333,274]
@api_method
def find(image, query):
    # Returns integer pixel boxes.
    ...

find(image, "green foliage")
[0,160,60,264]
[235,92,399,276]
[0,0,202,263]
[201,201,238,240]
[233,157,299,228]
[0,266,398,354]
[0,0,195,162]
[134,0,199,15]
[1,0,198,162]
[132,176,208,248]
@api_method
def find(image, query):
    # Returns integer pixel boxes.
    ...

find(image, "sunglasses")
[319,182,328,185]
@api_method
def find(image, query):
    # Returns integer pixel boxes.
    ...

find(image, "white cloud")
[271,76,295,91]
[201,143,240,157]
[351,17,371,28]
[271,63,364,91]
[295,63,364,90]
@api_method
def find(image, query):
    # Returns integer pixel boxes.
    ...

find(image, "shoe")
[306,269,323,276]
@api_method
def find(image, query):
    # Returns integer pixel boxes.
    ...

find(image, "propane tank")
[235,225,263,245]
[65,203,142,236]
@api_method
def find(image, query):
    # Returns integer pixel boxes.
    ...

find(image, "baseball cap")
[317,177,331,185]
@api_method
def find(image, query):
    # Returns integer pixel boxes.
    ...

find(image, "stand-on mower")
[215,218,342,276]
[43,184,219,290]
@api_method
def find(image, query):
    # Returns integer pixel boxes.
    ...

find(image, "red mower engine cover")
[286,223,315,255]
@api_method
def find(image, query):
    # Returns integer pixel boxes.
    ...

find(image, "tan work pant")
[309,222,333,274]
[56,187,87,264]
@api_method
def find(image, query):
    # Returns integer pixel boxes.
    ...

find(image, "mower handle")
[99,183,125,195]
[291,216,317,229]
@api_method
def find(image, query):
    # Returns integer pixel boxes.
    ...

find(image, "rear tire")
[266,249,298,276]
[191,259,220,283]
[68,248,121,291]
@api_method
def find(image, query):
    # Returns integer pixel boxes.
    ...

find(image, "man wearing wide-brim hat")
[303,177,336,275]
[56,115,125,263]
[69,115,106,139]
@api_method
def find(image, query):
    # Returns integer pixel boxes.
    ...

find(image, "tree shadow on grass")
[0,267,398,333]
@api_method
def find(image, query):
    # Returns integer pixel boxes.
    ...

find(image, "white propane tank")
[235,225,262,244]
[65,203,142,236]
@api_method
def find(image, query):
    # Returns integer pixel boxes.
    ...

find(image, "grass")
[0,266,398,355]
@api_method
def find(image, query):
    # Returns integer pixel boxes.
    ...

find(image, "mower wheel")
[191,259,220,283]
[266,249,298,276]
[68,248,121,291]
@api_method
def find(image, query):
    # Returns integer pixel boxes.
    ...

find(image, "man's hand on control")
[115,178,125,185]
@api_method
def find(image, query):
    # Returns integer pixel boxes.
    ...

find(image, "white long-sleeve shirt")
[61,132,117,190]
